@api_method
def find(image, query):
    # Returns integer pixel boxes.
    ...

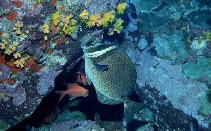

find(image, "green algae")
[0,119,10,130]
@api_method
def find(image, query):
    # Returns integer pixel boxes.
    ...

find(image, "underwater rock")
[137,11,169,33]
[134,108,155,124]
[95,112,124,131]
[129,0,160,13]
[0,34,83,128]
[50,120,104,131]
[182,56,211,80]
[66,0,118,15]
[187,10,211,30]
[138,37,148,50]
[126,45,209,127]
[86,0,118,14]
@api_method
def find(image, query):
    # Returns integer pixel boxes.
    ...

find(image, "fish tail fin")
[55,91,66,102]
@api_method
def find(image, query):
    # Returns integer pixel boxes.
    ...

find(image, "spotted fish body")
[83,44,137,105]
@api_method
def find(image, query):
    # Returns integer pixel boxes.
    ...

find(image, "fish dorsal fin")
[96,89,122,105]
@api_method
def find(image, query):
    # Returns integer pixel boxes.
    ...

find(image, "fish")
[81,31,136,105]
[76,71,88,85]
[56,83,89,101]
[44,109,58,123]
[83,44,137,105]
[81,30,148,123]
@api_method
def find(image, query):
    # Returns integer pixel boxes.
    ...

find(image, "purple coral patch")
[0,65,11,81]
[12,86,26,106]
[37,68,61,95]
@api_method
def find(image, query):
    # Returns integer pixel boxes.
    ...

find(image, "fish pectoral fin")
[93,62,109,72]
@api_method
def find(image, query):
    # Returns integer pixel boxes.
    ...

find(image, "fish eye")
[79,27,82,32]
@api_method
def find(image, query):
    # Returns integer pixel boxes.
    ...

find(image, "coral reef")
[0,0,210,130]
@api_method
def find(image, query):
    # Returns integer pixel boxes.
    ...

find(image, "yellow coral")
[51,12,60,21]
[71,19,77,26]
[44,35,48,41]
[14,58,26,68]
[102,10,115,28]
[0,43,6,49]
[42,24,50,34]
[13,41,19,47]
[16,29,21,35]
[117,2,127,14]
[113,18,124,33]
[62,26,76,35]
[58,22,64,27]
[87,14,102,27]
[13,52,21,59]
[15,21,23,28]
[22,33,27,39]
[4,49,13,55]
[8,45,16,52]
[53,19,61,25]
[64,14,73,24]
[2,33,9,38]
[79,9,89,20]
[42,24,49,29]
[0,40,7,50]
